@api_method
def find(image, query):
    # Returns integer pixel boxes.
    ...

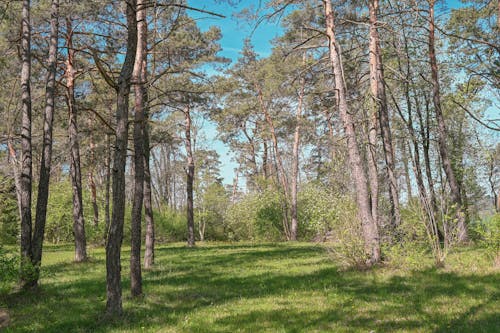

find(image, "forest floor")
[0,242,499,332]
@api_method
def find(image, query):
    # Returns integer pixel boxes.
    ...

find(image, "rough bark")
[104,133,112,242]
[130,0,147,297]
[19,0,33,289]
[88,130,99,227]
[323,0,380,264]
[428,0,468,242]
[143,122,155,269]
[184,105,195,247]
[66,17,87,263]
[105,0,137,316]
[31,0,59,287]
[369,0,401,227]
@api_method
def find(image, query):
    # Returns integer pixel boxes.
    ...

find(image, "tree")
[130,0,147,297]
[323,0,380,265]
[105,0,137,316]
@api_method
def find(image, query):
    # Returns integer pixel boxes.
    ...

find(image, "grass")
[0,242,499,332]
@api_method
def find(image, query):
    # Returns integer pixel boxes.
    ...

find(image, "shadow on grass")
[2,243,499,332]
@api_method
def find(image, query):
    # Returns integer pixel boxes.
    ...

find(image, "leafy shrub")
[225,189,284,241]
[0,245,18,293]
[155,208,188,242]
[0,176,19,245]
[472,214,500,267]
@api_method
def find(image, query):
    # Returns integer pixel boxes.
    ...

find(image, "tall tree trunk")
[104,132,111,242]
[369,0,401,227]
[88,126,99,227]
[66,17,87,263]
[290,67,305,241]
[428,0,468,242]
[323,0,380,265]
[143,120,155,269]
[19,0,33,289]
[184,105,195,247]
[130,0,147,297]
[31,0,59,287]
[106,0,137,316]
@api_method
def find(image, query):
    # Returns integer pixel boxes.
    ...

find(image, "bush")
[225,189,284,241]
[0,176,19,245]
[155,208,188,242]
[472,214,500,267]
[0,245,18,293]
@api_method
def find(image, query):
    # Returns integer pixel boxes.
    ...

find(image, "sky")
[184,0,497,186]
[187,0,285,185]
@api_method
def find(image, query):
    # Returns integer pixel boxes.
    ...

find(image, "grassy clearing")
[0,242,499,332]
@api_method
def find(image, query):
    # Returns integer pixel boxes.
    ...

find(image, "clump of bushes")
[472,213,500,267]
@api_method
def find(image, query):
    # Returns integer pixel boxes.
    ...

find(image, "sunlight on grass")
[1,242,499,332]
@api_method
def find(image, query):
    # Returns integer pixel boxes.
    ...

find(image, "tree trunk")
[184,105,195,247]
[66,17,87,263]
[428,0,468,242]
[130,0,147,297]
[369,0,401,227]
[88,128,99,227]
[323,0,380,265]
[143,120,155,269]
[104,132,111,243]
[31,0,59,287]
[105,0,137,316]
[19,0,33,289]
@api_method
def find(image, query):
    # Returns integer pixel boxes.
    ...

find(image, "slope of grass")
[0,242,499,332]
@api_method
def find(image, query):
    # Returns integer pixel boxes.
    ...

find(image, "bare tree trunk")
[263,139,269,180]
[290,67,305,241]
[143,121,155,269]
[401,139,413,199]
[19,0,33,289]
[88,127,99,227]
[369,0,400,227]
[105,0,137,316]
[130,0,147,297]
[323,0,380,265]
[31,0,59,287]
[184,105,195,247]
[104,133,111,242]
[65,17,87,263]
[428,0,468,242]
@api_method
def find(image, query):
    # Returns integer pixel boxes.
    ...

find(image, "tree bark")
[130,0,147,297]
[104,132,111,243]
[323,0,380,265]
[88,128,99,227]
[31,0,59,287]
[143,120,155,269]
[184,105,195,247]
[369,0,401,227]
[19,0,33,289]
[65,17,87,263]
[106,0,137,316]
[428,0,468,242]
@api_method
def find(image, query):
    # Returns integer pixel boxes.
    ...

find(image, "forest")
[0,0,499,331]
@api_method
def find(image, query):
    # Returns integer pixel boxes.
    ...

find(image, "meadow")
[1,242,499,332]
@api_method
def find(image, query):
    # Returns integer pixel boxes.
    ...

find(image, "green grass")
[1,242,499,332]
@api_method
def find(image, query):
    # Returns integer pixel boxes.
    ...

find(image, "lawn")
[0,242,499,332]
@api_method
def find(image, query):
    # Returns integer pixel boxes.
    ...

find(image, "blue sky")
[185,0,497,185]
[188,0,285,185]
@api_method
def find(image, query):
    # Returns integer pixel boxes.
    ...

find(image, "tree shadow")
[2,243,499,332]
